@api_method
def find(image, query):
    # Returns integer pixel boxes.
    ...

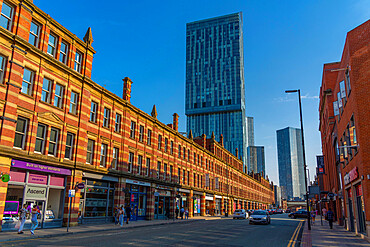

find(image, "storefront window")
[85,187,108,217]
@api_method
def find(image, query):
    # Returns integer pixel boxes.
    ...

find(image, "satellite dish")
[1,174,10,183]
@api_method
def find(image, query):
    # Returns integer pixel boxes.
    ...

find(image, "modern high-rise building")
[276,127,305,200]
[185,13,247,170]
[247,146,265,176]
[246,117,254,147]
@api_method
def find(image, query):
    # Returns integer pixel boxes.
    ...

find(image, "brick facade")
[0,0,274,231]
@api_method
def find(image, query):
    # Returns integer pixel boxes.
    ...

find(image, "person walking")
[322,207,327,219]
[327,208,334,229]
[180,207,185,220]
[17,204,28,234]
[114,207,119,225]
[30,205,41,235]
[175,207,179,219]
[185,208,189,220]
[125,204,132,224]
[311,211,316,225]
[119,205,125,227]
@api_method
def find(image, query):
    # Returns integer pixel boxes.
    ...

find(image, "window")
[164,138,168,152]
[158,135,162,150]
[130,121,136,138]
[41,78,52,103]
[29,21,40,47]
[157,162,161,179]
[54,84,64,108]
[100,143,107,167]
[21,68,34,95]
[35,124,46,153]
[170,141,174,154]
[183,169,185,184]
[112,147,119,169]
[0,2,13,31]
[170,165,173,181]
[69,91,78,114]
[187,171,190,185]
[90,102,98,122]
[197,174,200,187]
[128,152,134,173]
[178,168,181,183]
[146,158,150,176]
[147,129,152,145]
[187,149,190,161]
[74,50,83,72]
[59,41,68,64]
[0,55,6,84]
[163,163,167,180]
[139,125,144,142]
[86,139,95,164]
[65,133,74,160]
[14,117,27,149]
[183,147,185,159]
[178,145,181,158]
[198,154,200,166]
[103,107,110,127]
[345,69,351,95]
[194,152,196,164]
[194,173,196,187]
[47,33,57,57]
[48,128,59,156]
[115,114,121,132]
[137,155,143,175]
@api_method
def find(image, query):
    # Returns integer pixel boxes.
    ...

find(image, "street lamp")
[285,89,311,230]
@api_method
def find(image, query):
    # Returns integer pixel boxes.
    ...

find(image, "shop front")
[215,195,222,215]
[2,159,70,231]
[124,179,150,221]
[155,185,173,219]
[78,173,117,224]
[205,194,214,215]
[355,183,366,234]
[193,191,202,216]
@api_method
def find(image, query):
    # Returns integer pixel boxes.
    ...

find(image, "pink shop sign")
[28,174,48,185]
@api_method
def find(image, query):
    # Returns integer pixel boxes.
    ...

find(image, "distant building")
[247,146,265,176]
[246,117,254,147]
[276,127,305,200]
[274,185,282,208]
[185,13,248,171]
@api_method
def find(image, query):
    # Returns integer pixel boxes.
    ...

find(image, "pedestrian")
[165,207,170,220]
[180,207,185,219]
[30,205,41,235]
[175,207,179,219]
[311,211,316,225]
[185,208,189,219]
[119,205,125,227]
[114,207,119,225]
[125,204,132,224]
[327,208,334,229]
[322,207,327,218]
[17,204,28,234]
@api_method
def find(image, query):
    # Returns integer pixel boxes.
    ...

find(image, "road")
[4,214,304,247]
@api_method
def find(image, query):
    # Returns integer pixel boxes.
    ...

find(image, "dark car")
[289,210,309,219]
[285,209,291,213]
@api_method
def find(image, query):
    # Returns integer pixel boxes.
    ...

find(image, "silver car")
[249,210,271,224]
[233,209,248,219]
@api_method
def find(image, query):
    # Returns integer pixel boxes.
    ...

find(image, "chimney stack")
[202,134,206,148]
[220,134,224,147]
[173,113,179,131]
[122,77,133,102]
[235,148,238,159]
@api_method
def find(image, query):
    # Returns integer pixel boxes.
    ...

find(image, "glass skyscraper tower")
[185,13,247,170]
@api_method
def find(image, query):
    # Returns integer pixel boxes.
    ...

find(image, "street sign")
[68,189,75,197]
[328,192,335,198]
[76,183,85,189]
[316,156,325,174]
[0,174,10,182]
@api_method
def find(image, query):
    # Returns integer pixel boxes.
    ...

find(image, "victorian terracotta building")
[0,0,274,231]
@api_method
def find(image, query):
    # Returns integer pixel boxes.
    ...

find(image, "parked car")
[233,209,248,219]
[289,210,309,219]
[276,209,283,214]
[249,210,270,225]
[285,209,291,213]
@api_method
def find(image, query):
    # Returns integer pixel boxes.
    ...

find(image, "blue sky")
[35,0,369,184]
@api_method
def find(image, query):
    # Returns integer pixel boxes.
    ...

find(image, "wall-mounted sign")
[68,189,75,197]
[316,155,325,174]
[333,101,339,116]
[11,160,71,175]
[126,179,151,187]
[25,186,47,199]
[340,80,346,99]
[337,92,342,108]
[344,167,358,185]
[76,183,85,189]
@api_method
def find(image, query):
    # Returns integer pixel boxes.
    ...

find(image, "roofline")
[186,12,241,26]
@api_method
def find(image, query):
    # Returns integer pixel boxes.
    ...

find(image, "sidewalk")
[301,220,369,247]
[0,216,222,243]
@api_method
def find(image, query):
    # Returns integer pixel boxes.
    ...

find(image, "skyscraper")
[247,146,265,176]
[185,13,247,170]
[246,117,254,147]
[276,127,305,200]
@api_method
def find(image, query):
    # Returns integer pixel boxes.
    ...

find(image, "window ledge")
[19,92,34,99]
[40,101,64,111]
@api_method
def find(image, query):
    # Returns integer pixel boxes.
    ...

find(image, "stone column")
[228,198,232,215]
[201,193,206,216]
[221,197,225,215]
[188,190,193,217]
[0,156,11,231]
[146,186,155,220]
[63,169,83,227]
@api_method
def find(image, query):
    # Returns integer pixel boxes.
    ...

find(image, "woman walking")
[119,205,125,227]
[30,205,41,235]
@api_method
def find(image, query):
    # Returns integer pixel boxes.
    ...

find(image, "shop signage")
[178,188,190,193]
[0,173,10,182]
[333,101,339,116]
[316,155,325,174]
[11,160,71,176]
[215,195,222,199]
[337,92,342,108]
[76,183,85,189]
[29,174,48,185]
[344,167,358,185]
[356,184,362,196]
[68,189,75,197]
[340,81,346,99]
[25,186,47,199]
[126,179,151,187]
[205,196,214,201]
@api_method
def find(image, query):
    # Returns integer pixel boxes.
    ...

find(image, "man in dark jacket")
[175,207,179,219]
[327,208,334,229]
[125,204,132,224]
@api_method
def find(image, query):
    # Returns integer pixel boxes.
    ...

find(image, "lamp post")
[285,89,311,230]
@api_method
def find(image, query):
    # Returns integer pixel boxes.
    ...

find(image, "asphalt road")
[4,214,304,247]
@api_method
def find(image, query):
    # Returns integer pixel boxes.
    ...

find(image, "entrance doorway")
[155,196,170,219]
[25,200,45,228]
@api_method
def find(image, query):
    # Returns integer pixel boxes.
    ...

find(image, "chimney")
[122,77,133,102]
[220,134,224,147]
[235,148,238,159]
[173,113,179,131]
[202,134,206,148]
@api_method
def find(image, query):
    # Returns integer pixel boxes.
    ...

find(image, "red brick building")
[0,0,274,231]
[319,20,370,239]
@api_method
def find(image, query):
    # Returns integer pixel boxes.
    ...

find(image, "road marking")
[287,220,303,247]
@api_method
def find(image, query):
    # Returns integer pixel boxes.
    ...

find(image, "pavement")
[300,219,370,247]
[0,216,218,243]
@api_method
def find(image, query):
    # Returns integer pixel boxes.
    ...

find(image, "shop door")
[130,193,138,221]
[348,199,355,232]
[356,195,366,233]
[25,200,45,228]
